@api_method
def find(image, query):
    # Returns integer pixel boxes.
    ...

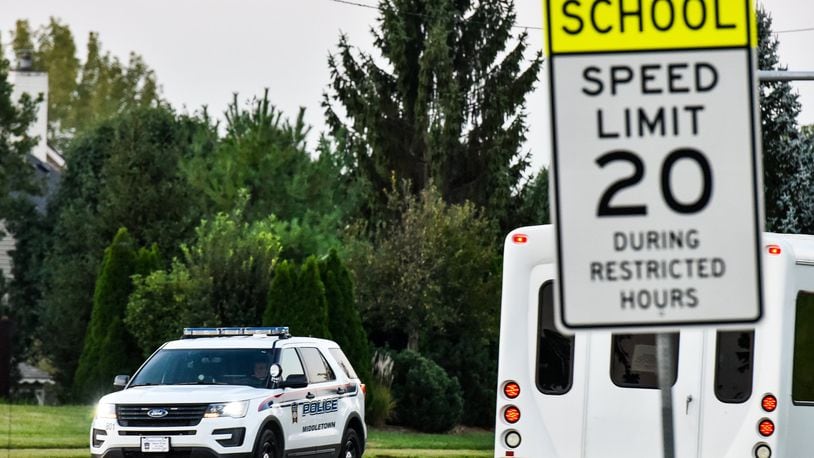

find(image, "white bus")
[494,224,814,458]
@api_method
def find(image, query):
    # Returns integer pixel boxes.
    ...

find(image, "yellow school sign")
[545,0,757,54]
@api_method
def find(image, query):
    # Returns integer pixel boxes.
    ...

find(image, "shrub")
[365,380,395,427]
[125,199,281,356]
[365,350,395,426]
[391,350,463,433]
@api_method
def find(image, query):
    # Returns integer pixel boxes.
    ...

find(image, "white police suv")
[90,327,366,458]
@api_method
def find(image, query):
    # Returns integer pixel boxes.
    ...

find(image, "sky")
[2,0,813,172]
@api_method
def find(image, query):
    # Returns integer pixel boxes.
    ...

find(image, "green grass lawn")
[0,404,93,449]
[0,404,493,457]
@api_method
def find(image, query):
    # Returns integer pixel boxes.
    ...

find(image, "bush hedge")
[391,350,463,433]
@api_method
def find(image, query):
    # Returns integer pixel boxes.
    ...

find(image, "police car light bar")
[182,327,290,338]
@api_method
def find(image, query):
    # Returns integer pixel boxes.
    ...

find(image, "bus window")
[714,331,754,403]
[793,291,814,404]
[611,333,678,389]
[536,281,574,395]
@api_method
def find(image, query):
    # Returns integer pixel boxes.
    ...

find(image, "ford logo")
[147,408,169,418]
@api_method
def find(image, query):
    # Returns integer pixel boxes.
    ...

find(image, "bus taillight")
[504,406,521,424]
[503,382,520,399]
[512,234,528,244]
[762,394,777,412]
[767,245,782,255]
[758,419,775,437]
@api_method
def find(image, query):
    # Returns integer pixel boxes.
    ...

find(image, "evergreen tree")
[324,0,542,230]
[320,250,371,380]
[264,260,297,328]
[182,93,355,261]
[515,167,550,226]
[295,257,330,338]
[264,257,330,338]
[73,228,160,402]
[758,8,814,233]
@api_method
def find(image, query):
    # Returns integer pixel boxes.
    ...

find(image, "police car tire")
[254,428,279,458]
[339,427,361,458]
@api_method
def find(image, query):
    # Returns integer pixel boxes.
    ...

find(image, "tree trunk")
[407,328,419,352]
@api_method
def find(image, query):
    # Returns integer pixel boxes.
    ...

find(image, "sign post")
[543,0,764,332]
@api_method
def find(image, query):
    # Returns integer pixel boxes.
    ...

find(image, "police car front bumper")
[91,447,252,458]
[90,417,258,457]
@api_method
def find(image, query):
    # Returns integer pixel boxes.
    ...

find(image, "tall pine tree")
[758,8,814,233]
[324,0,542,229]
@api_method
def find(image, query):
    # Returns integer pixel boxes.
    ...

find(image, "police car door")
[276,347,312,452]
[295,347,343,452]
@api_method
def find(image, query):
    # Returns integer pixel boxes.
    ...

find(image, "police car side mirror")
[269,363,282,382]
[281,374,308,389]
[113,375,129,390]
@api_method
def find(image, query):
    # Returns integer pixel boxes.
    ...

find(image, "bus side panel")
[526,265,587,458]
[696,330,757,458]
[697,242,795,457]
[779,263,814,456]
[495,226,586,458]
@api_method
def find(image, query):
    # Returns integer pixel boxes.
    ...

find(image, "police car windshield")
[130,348,274,388]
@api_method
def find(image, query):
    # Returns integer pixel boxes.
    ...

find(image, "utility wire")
[775,26,814,34]
[326,0,544,31]
[328,0,814,35]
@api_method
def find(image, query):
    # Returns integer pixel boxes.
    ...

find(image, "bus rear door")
[582,330,704,457]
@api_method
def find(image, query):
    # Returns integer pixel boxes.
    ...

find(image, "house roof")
[17,362,54,385]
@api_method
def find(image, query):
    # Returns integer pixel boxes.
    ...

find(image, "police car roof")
[162,335,336,350]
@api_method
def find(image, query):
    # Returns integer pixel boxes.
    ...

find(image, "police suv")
[90,327,366,458]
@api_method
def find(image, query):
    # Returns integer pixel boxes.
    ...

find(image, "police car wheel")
[340,428,360,458]
[255,428,278,458]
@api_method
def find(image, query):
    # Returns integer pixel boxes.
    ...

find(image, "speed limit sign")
[546,0,764,330]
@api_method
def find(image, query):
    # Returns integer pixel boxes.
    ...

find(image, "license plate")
[140,436,170,452]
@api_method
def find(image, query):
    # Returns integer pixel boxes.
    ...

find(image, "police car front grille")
[116,404,208,427]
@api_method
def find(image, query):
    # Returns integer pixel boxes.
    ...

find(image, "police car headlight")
[95,403,117,420]
[204,401,248,419]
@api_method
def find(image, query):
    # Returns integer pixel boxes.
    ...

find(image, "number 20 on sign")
[543,0,764,331]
